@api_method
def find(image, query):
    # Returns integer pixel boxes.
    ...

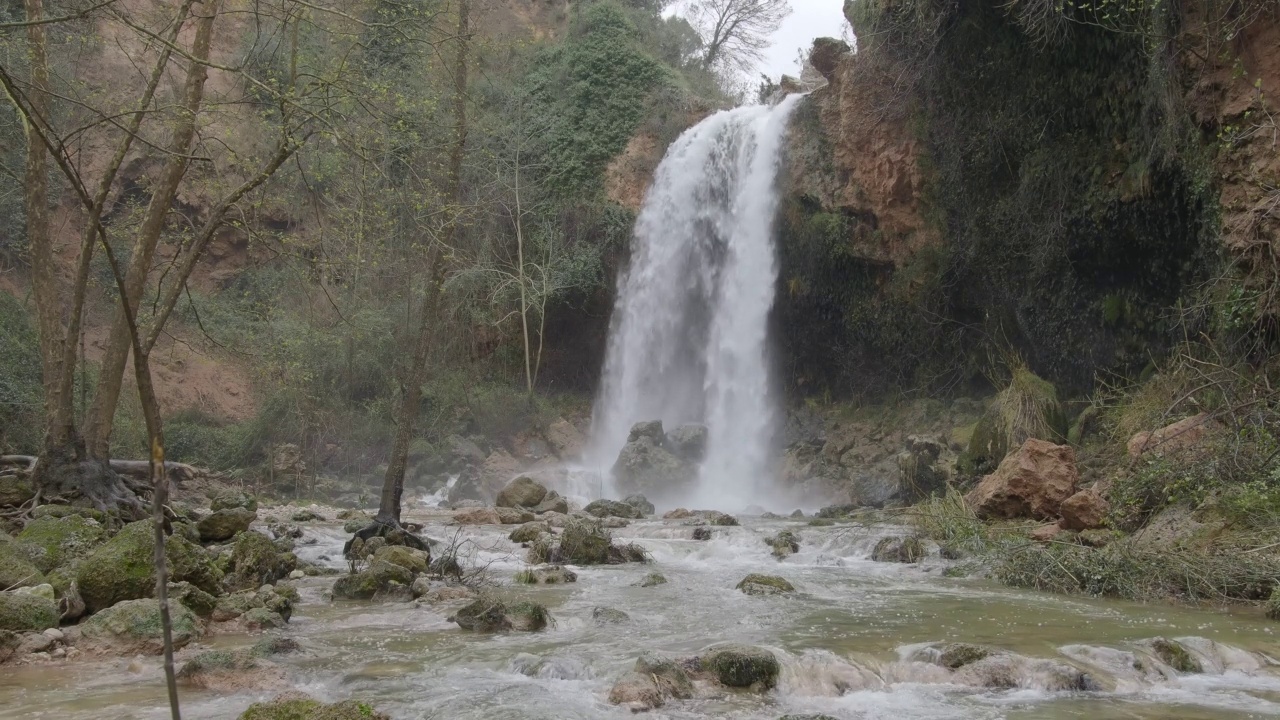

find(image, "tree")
[688,0,791,74]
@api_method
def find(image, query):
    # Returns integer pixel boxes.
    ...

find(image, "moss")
[735,573,795,596]
[227,531,285,590]
[81,598,201,651]
[871,536,925,563]
[238,695,389,720]
[555,518,612,564]
[77,521,223,613]
[698,644,780,688]
[637,572,667,587]
[938,643,995,669]
[1151,637,1202,674]
[506,600,550,631]
[0,591,58,632]
[0,544,46,590]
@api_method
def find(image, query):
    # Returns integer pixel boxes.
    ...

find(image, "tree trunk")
[374,0,470,527]
[85,0,220,459]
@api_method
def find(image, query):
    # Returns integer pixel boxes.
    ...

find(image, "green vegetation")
[0,294,43,453]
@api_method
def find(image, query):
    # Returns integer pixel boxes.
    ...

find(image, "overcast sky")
[758,1,850,80]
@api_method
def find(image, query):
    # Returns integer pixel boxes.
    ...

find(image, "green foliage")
[0,293,42,453]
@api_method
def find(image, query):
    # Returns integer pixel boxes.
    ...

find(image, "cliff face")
[775,0,1279,401]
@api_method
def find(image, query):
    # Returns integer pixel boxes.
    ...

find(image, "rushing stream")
[3,511,1278,719]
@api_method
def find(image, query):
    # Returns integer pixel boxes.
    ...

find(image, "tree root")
[343,520,430,557]
[0,455,201,483]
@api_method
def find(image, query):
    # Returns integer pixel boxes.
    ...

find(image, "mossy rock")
[0,591,58,631]
[331,559,414,601]
[452,597,511,632]
[371,545,428,575]
[198,508,257,543]
[871,536,925,564]
[30,504,108,522]
[76,521,223,614]
[592,606,630,624]
[583,499,642,519]
[557,518,612,564]
[779,715,839,720]
[698,644,780,688]
[226,531,289,591]
[212,590,260,621]
[513,565,577,584]
[508,521,551,544]
[637,572,667,587]
[1149,637,1202,673]
[211,489,258,512]
[766,530,800,559]
[704,511,739,526]
[0,476,35,508]
[80,598,201,653]
[735,573,795,596]
[0,544,46,590]
[507,600,550,631]
[238,693,390,720]
[241,607,287,631]
[168,581,218,618]
[16,515,108,573]
[937,643,995,669]
[634,652,694,697]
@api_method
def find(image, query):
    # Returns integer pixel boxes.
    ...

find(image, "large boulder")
[694,644,781,688]
[80,598,202,653]
[331,558,415,601]
[584,499,643,519]
[664,424,708,462]
[495,476,549,509]
[0,545,46,590]
[0,591,58,632]
[198,508,257,542]
[76,521,223,613]
[808,37,851,81]
[623,494,656,516]
[628,420,665,443]
[210,489,257,512]
[225,531,293,591]
[608,653,694,710]
[509,521,551,543]
[612,425,695,499]
[238,693,390,720]
[1059,489,1109,530]
[966,439,1078,520]
[532,490,569,514]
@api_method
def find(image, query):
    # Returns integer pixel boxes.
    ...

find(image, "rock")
[211,590,257,621]
[692,527,711,540]
[544,419,585,459]
[452,507,501,525]
[816,504,856,518]
[602,516,630,529]
[451,597,548,632]
[15,515,107,573]
[1147,637,1203,673]
[168,581,217,618]
[198,508,257,542]
[554,517,611,564]
[495,507,535,525]
[1127,413,1213,459]
[0,545,46,590]
[608,652,694,710]
[268,522,303,540]
[1029,523,1064,543]
[0,476,35,508]
[966,439,1079,520]
[240,607,287,631]
[765,530,800,559]
[628,420,666,443]
[592,606,630,624]
[696,644,780,688]
[225,531,293,591]
[17,630,55,654]
[514,565,577,584]
[936,643,996,669]
[612,431,695,499]
[506,600,550,631]
[735,573,795,596]
[664,508,692,519]
[532,490,569,515]
[509,521,551,543]
[637,572,667,587]
[210,489,258,512]
[622,494,655,516]
[790,509,805,518]
[80,598,201,654]
[895,435,948,504]
[331,558,415,601]
[372,545,430,575]
[702,510,739,526]
[0,591,58,632]
[13,583,54,601]
[290,509,324,522]
[496,476,549,509]
[177,641,295,691]
[30,505,107,522]
[42,627,63,641]
[77,521,222,614]
[664,424,708,461]
[808,37,851,81]
[583,499,642,519]
[414,583,475,604]
[870,536,924,563]
[1059,489,1110,530]
[238,693,390,720]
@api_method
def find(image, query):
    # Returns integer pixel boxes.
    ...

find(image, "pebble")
[289,570,305,580]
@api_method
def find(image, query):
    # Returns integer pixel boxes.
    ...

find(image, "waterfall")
[588,94,804,507]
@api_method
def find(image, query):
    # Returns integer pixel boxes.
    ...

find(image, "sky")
[758,1,851,80]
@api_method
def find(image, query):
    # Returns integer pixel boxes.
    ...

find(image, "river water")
[2,512,1278,719]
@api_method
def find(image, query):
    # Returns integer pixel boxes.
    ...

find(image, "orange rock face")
[1059,489,1110,531]
[1126,413,1212,459]
[966,439,1079,520]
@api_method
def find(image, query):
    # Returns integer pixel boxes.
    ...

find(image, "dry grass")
[995,358,1064,447]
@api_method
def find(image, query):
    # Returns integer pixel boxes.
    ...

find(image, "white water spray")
[589,95,805,507]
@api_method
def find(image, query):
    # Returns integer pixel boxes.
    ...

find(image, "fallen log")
[0,455,203,483]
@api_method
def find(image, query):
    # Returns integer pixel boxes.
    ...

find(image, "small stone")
[735,573,795,596]
[288,570,304,580]
[51,647,65,659]
[41,627,63,641]
[637,572,667,587]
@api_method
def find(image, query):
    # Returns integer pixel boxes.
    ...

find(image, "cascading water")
[588,94,805,507]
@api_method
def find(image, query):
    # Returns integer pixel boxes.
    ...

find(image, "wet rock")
[870,536,924,563]
[608,652,694,710]
[291,509,324,522]
[372,545,429,575]
[1127,413,1213,459]
[695,644,780,688]
[77,521,222,613]
[177,638,299,691]
[1059,489,1109,530]
[664,424,708,462]
[613,423,696,499]
[692,527,712,541]
[1147,637,1203,673]
[532,490,569,515]
[210,489,258,513]
[816,504,856,518]
[451,596,549,632]
[268,522,303,540]
[955,654,1097,691]
[452,507,502,525]
[496,476,549,509]
[508,521,551,544]
[507,600,550,631]
[703,510,739,526]
[790,509,806,518]
[237,692,390,720]
[81,598,202,654]
[0,546,46,591]
[496,507,535,525]
[629,421,666,443]
[592,606,630,624]
[225,531,293,591]
[331,558,415,601]
[412,582,475,604]
[765,530,800,559]
[198,508,257,542]
[937,643,996,669]
[240,607,287,631]
[17,630,55,654]
[664,508,692,519]
[0,591,58,632]
[15,515,106,573]
[636,572,667,587]
[736,573,795,596]
[514,565,577,584]
[966,439,1079,520]
[895,435,948,504]
[623,494,656,516]
[602,516,630,529]
[168,581,217,618]
[584,499,642,519]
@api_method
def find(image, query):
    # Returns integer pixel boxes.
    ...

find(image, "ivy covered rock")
[76,521,223,614]
[735,573,795,596]
[15,515,107,573]
[0,591,59,632]
[694,644,780,689]
[80,598,202,654]
[198,508,257,543]
[238,692,390,720]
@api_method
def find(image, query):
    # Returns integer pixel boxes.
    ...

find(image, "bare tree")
[688,0,791,74]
